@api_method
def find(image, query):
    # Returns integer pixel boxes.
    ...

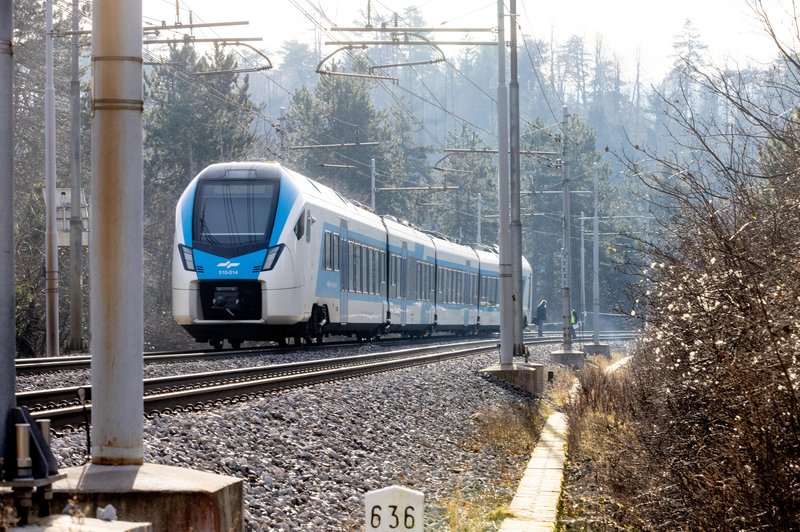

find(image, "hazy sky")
[141,0,789,83]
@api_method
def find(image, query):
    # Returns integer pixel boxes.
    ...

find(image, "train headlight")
[261,244,284,271]
[178,244,195,271]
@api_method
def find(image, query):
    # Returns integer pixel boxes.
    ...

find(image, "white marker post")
[365,485,424,532]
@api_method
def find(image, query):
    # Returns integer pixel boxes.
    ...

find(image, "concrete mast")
[90,0,144,464]
[68,0,83,351]
[509,0,524,357]
[0,0,15,474]
[45,0,59,357]
[560,106,573,351]
[496,0,513,364]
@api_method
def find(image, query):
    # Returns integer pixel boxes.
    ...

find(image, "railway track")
[14,333,507,375]
[14,331,636,375]
[19,332,638,430]
[23,339,503,430]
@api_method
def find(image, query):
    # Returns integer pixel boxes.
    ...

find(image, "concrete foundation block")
[583,342,611,356]
[479,363,545,395]
[12,514,152,531]
[550,349,586,368]
[50,463,242,532]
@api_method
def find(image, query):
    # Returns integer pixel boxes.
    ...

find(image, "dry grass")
[435,368,585,530]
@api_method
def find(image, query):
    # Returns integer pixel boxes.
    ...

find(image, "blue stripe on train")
[193,248,267,281]
[269,173,299,247]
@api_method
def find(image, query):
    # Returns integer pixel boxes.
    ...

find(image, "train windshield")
[193,179,279,256]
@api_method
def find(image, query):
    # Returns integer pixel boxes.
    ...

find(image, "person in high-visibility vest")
[570,309,578,338]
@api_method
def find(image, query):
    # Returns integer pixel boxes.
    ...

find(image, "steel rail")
[14,333,493,375]
[17,339,499,411]
[28,343,499,429]
[15,331,637,375]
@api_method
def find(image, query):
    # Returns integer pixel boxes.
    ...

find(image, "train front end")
[172,162,299,349]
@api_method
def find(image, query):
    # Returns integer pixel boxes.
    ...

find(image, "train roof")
[192,162,521,263]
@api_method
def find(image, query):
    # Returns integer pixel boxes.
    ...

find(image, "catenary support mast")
[496,0,513,364]
[0,0,15,474]
[69,0,83,351]
[90,0,144,465]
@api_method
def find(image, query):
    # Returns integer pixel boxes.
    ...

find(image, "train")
[172,161,534,349]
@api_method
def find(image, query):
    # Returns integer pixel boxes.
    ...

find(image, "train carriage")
[471,244,502,332]
[381,215,436,337]
[428,234,479,335]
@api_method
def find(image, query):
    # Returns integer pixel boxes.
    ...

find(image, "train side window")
[355,245,362,293]
[379,250,386,291]
[361,246,367,294]
[324,232,331,270]
[416,263,422,301]
[431,264,435,301]
[430,265,435,301]
[422,264,427,301]
[294,210,305,240]
[367,248,374,295]
[372,250,376,295]
[372,249,378,295]
[349,243,356,292]
[334,235,340,271]
[400,257,407,299]
[362,246,368,294]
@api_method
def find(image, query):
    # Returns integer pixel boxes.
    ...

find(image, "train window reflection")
[194,180,279,248]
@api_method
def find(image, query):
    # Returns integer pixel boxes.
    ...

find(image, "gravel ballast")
[47,344,553,530]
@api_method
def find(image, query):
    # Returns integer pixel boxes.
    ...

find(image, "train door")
[400,242,408,326]
[339,220,348,325]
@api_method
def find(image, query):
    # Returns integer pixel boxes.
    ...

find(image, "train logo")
[217,260,241,269]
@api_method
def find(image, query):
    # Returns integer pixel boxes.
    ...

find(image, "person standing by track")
[535,300,547,337]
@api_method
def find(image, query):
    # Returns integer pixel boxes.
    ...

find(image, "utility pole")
[370,158,376,211]
[586,168,609,355]
[45,0,59,357]
[593,181,600,343]
[69,0,83,351]
[1,0,16,478]
[580,211,586,326]
[278,107,286,161]
[550,105,584,365]
[509,0,524,358]
[90,0,144,465]
[477,192,482,245]
[496,0,513,364]
[561,106,572,350]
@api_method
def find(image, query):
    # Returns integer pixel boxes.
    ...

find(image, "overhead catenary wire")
[59,0,564,178]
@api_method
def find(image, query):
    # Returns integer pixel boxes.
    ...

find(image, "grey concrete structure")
[51,463,242,531]
[89,0,145,465]
[480,363,545,395]
[0,0,15,478]
[8,514,152,531]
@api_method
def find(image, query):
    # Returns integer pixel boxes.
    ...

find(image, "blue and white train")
[172,162,534,349]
